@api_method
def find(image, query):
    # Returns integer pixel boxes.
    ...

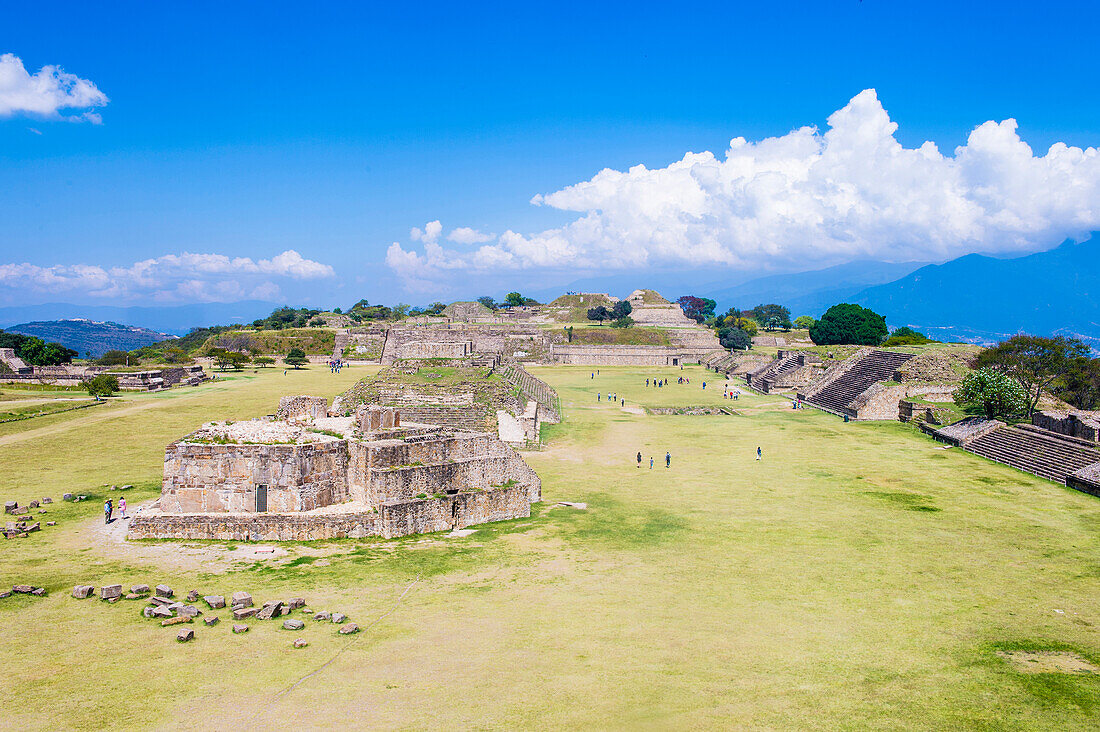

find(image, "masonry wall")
[128,484,531,540]
[1033,410,1100,442]
[550,344,699,365]
[849,383,956,421]
[161,440,350,513]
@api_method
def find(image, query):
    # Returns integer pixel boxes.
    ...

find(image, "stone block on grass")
[72,585,95,599]
[338,623,359,635]
[231,591,252,607]
[177,628,194,642]
[155,584,173,599]
[232,624,249,634]
[100,584,123,600]
[204,595,225,609]
[204,616,220,627]
[282,618,305,631]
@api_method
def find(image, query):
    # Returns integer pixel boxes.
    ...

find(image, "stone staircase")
[801,350,915,415]
[746,352,805,393]
[333,329,350,359]
[398,405,494,433]
[963,423,1100,484]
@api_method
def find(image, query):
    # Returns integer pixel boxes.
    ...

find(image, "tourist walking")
[598,392,601,402]
[756,446,762,461]
[118,496,127,519]
[636,451,642,468]
[665,451,671,468]
[650,457,654,469]
[104,498,113,524]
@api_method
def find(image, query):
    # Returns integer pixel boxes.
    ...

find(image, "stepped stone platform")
[128,397,541,541]
[745,351,823,393]
[798,349,928,419]
[931,415,1100,497]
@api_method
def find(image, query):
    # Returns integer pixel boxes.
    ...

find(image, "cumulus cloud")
[447,226,496,244]
[387,89,1100,286]
[0,53,108,121]
[0,250,332,303]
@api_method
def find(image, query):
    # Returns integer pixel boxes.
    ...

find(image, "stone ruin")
[128,395,541,541]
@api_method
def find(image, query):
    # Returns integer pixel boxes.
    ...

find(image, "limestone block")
[72,585,94,599]
[204,595,226,609]
[233,607,258,620]
[204,616,219,626]
[177,628,194,642]
[231,591,252,607]
[338,623,359,635]
[100,584,123,600]
[292,638,308,648]
[232,624,249,634]
[282,618,304,630]
[155,584,174,598]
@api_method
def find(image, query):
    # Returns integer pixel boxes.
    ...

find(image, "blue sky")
[4,1,1100,308]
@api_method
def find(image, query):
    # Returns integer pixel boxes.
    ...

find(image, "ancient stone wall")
[848,383,955,421]
[501,363,560,422]
[160,440,350,513]
[549,344,700,366]
[1033,410,1100,442]
[277,395,329,421]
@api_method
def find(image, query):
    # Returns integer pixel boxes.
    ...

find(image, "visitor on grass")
[756,446,762,461]
[621,398,624,407]
[646,378,649,387]
[650,456,654,469]
[665,451,671,468]
[636,451,642,468]
[598,393,601,402]
[104,498,112,524]
[119,496,127,519]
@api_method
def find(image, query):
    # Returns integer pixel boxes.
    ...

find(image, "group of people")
[328,358,344,373]
[637,451,672,469]
[103,497,127,524]
[597,392,625,407]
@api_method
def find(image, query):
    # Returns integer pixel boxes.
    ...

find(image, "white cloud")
[447,226,495,244]
[409,220,443,244]
[387,89,1100,286]
[0,53,108,121]
[0,250,333,303]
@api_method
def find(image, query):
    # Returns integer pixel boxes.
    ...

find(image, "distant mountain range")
[0,300,277,336]
[851,236,1100,349]
[702,260,930,317]
[4,320,175,358]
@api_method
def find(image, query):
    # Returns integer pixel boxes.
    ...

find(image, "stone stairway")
[333,329,350,359]
[803,350,914,414]
[964,423,1100,484]
[398,405,493,433]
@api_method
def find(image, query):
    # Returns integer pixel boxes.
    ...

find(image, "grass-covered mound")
[200,327,335,356]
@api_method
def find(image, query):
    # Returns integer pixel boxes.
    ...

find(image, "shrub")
[717,327,751,350]
[610,316,635,329]
[85,373,120,400]
[794,315,817,329]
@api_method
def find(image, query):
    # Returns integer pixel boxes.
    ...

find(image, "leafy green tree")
[734,317,758,336]
[505,292,525,307]
[207,347,250,371]
[974,334,1092,416]
[96,350,131,366]
[954,368,1029,419]
[793,315,817,329]
[809,304,888,346]
[253,356,275,368]
[392,303,411,319]
[284,348,309,369]
[882,326,932,347]
[751,304,792,331]
[1055,356,1100,410]
[610,316,634,329]
[477,296,498,311]
[611,300,632,320]
[587,305,611,324]
[84,374,120,401]
[332,307,342,314]
[717,327,751,350]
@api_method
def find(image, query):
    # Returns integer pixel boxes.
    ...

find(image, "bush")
[610,316,634,329]
[882,326,932,347]
[954,368,1029,420]
[809,303,888,345]
[717,327,751,350]
[794,315,816,329]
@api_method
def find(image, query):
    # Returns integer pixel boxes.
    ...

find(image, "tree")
[253,356,275,368]
[882,326,932,347]
[809,304,888,346]
[751,304,792,331]
[333,307,342,314]
[677,296,716,323]
[477,296,498,311]
[284,348,309,369]
[611,300,632,320]
[505,292,525,308]
[794,315,817,329]
[610,316,634,329]
[954,368,1029,420]
[207,347,250,371]
[84,374,119,401]
[717,327,751,350]
[974,334,1091,416]
[96,350,130,366]
[734,317,758,336]
[1055,356,1100,410]
[587,306,611,324]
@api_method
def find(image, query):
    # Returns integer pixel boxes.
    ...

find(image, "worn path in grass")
[0,364,1098,729]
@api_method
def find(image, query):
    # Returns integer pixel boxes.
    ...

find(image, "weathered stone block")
[151,606,173,618]
[155,584,174,598]
[178,605,202,617]
[177,628,194,642]
[292,638,308,648]
[131,584,150,595]
[186,590,200,602]
[232,624,249,634]
[331,613,346,624]
[100,584,123,600]
[204,616,219,626]
[204,595,225,609]
[3,501,16,514]
[287,597,306,610]
[282,618,304,630]
[161,616,191,626]
[256,601,284,620]
[72,585,94,599]
[313,611,330,621]
[338,623,359,635]
[12,585,33,594]
[233,607,258,620]
[231,591,252,607]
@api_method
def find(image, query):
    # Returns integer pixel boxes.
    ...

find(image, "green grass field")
[1,364,1098,729]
